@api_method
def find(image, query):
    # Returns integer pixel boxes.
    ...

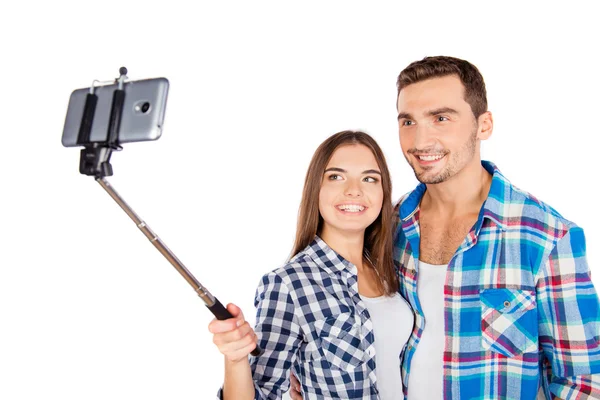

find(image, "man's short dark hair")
[397,56,488,118]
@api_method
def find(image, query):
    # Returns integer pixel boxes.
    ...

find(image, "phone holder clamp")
[77,67,128,178]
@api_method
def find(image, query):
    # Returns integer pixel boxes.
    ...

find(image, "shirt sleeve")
[251,271,304,399]
[536,226,600,399]
[216,271,303,400]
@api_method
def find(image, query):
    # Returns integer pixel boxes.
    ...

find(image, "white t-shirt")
[360,292,414,400]
[406,261,447,400]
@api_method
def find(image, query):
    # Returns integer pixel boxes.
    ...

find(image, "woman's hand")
[208,303,257,363]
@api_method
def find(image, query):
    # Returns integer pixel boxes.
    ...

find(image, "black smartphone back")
[62,77,169,147]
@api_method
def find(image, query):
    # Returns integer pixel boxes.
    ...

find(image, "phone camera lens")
[141,102,150,113]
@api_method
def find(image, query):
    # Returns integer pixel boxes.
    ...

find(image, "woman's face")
[318,144,384,237]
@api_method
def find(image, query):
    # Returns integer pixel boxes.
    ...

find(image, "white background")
[1,1,598,399]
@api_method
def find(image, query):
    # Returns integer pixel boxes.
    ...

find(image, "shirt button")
[368,348,375,356]
[503,300,511,308]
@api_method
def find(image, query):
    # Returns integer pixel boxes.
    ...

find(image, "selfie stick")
[76,68,261,357]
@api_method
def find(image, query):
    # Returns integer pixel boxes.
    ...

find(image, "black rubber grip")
[76,93,98,145]
[208,297,234,320]
[106,89,125,147]
[208,298,262,357]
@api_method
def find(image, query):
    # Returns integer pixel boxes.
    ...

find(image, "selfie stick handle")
[96,177,262,357]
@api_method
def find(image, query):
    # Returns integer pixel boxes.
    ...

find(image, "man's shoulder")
[485,161,578,235]
[500,179,578,235]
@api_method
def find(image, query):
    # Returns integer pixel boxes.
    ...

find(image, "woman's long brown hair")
[290,130,398,295]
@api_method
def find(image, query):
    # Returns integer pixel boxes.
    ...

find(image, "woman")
[209,130,414,399]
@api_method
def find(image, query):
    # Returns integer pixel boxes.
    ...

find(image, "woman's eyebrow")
[324,167,381,175]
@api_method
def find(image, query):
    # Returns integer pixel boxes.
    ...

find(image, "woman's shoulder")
[254,253,322,306]
[268,251,319,283]
[256,238,340,296]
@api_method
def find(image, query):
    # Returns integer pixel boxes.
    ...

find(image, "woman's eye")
[363,176,378,183]
[328,174,342,180]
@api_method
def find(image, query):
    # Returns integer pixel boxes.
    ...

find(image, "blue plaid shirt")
[394,161,600,399]
[217,236,409,399]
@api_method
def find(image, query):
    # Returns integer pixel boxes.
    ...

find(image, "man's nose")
[413,124,436,150]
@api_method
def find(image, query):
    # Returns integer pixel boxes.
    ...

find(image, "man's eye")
[437,116,449,122]
[402,120,414,126]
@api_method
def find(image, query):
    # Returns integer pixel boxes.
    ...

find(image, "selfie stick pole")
[95,179,241,325]
[78,68,261,357]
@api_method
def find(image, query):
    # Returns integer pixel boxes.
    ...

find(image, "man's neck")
[421,160,492,218]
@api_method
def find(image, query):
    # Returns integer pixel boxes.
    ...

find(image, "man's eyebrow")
[397,107,459,121]
[427,107,458,116]
[397,112,412,121]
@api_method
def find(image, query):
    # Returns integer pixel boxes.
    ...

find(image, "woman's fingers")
[208,303,245,333]
[207,303,257,361]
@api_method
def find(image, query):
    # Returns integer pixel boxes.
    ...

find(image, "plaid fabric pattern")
[217,236,389,399]
[480,288,538,357]
[394,161,600,400]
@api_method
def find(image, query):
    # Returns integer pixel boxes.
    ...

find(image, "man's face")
[397,75,483,184]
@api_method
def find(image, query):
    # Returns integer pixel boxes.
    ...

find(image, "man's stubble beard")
[407,127,478,185]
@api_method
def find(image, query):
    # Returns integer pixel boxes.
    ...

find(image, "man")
[291,56,600,399]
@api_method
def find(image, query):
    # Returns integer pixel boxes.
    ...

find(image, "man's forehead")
[397,76,467,112]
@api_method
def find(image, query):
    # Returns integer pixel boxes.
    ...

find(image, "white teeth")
[418,154,444,161]
[338,205,365,212]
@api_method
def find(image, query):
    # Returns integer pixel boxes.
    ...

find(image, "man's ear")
[477,111,493,141]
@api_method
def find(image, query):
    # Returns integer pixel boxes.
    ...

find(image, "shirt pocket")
[313,312,366,372]
[480,288,538,357]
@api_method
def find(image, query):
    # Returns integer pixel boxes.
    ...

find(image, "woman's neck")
[319,226,365,269]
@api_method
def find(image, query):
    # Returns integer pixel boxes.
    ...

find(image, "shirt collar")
[399,160,512,231]
[303,235,355,274]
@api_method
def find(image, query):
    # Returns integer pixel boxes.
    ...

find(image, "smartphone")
[61,77,169,147]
